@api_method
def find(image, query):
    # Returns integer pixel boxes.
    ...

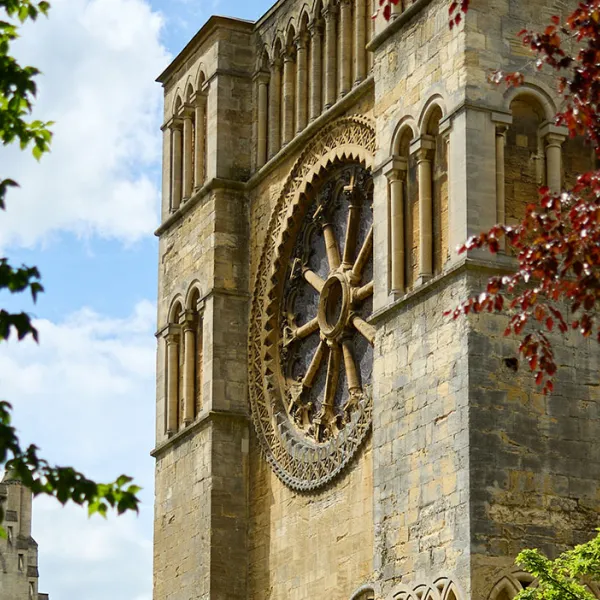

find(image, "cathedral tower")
[153,1,600,598]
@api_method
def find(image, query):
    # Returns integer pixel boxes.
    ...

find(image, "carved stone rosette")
[249,116,376,490]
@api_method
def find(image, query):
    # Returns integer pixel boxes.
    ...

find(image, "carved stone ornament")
[249,116,376,490]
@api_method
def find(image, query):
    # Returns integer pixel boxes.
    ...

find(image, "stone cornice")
[150,409,249,458]
[367,0,436,52]
[369,253,519,325]
[155,177,246,237]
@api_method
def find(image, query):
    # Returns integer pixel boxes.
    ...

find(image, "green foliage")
[515,532,600,600]
[0,0,141,519]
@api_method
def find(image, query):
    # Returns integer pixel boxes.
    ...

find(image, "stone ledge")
[151,409,249,458]
[155,177,246,237]
[370,253,518,325]
[366,0,436,53]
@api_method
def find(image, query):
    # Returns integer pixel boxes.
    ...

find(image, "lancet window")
[256,0,373,168]
[385,103,449,297]
[168,73,208,213]
[163,289,204,436]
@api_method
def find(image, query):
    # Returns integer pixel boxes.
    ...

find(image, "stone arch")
[504,84,556,123]
[184,282,202,310]
[249,116,375,491]
[298,5,311,28]
[168,296,183,323]
[184,78,194,101]
[172,91,183,116]
[350,584,376,600]
[196,65,207,90]
[391,117,418,156]
[418,94,447,135]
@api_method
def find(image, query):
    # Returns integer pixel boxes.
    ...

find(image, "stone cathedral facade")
[152,0,600,598]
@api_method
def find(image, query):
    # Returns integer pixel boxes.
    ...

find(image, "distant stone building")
[152,0,600,598]
[0,474,49,600]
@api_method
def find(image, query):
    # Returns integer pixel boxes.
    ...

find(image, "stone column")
[182,108,194,201]
[384,157,407,295]
[268,57,282,157]
[295,34,308,133]
[282,48,296,145]
[181,311,196,426]
[194,92,207,190]
[255,72,269,168]
[309,20,323,121]
[495,125,507,226]
[412,136,435,283]
[323,4,338,108]
[170,120,183,212]
[541,124,567,194]
[353,0,366,84]
[165,328,180,435]
[339,0,352,97]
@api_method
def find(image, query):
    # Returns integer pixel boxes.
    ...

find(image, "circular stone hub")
[318,273,350,339]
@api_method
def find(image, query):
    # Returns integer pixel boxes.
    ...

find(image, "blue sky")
[0,0,271,596]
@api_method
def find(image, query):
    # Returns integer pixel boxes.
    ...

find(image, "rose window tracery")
[248,115,376,490]
[281,166,374,443]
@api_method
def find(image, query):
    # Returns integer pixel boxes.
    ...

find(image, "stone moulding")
[248,115,376,491]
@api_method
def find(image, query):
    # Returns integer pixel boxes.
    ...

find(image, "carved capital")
[382,156,408,182]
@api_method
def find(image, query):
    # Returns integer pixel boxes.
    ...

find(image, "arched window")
[255,51,270,168]
[170,96,184,212]
[164,300,182,435]
[423,105,449,277]
[269,39,283,158]
[282,26,297,145]
[193,71,207,191]
[385,124,415,295]
[505,94,547,227]
[181,287,204,425]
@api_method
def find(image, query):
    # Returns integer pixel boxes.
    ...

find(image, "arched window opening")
[505,95,546,227]
[296,15,309,134]
[309,1,324,121]
[170,96,184,212]
[256,51,270,168]
[182,84,195,202]
[193,72,207,191]
[269,39,283,158]
[424,105,449,277]
[386,125,415,295]
[181,288,204,426]
[323,0,338,108]
[282,26,297,145]
[165,301,182,435]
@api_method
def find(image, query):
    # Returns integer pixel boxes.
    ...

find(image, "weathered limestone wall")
[467,270,600,597]
[248,441,374,599]
[153,429,212,599]
[372,274,471,598]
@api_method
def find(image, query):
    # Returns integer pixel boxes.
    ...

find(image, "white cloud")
[0,300,157,599]
[0,0,171,248]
